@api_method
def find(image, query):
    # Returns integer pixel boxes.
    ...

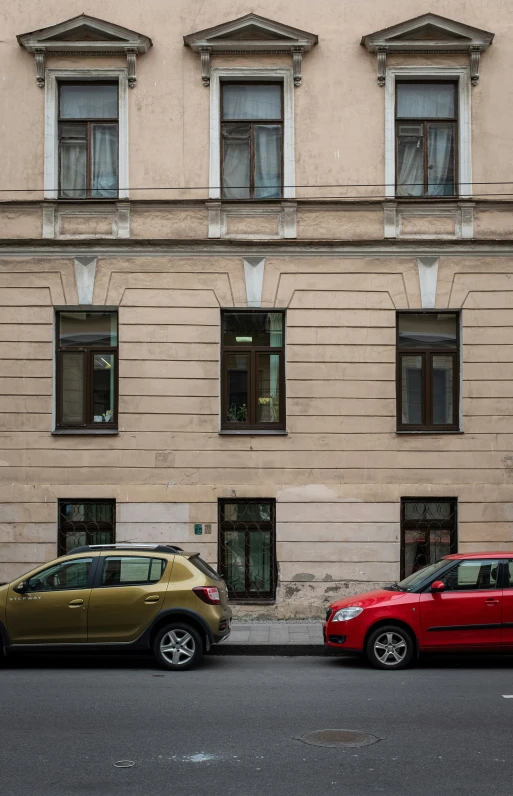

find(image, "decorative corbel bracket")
[126,49,137,88]
[200,48,211,87]
[35,48,46,87]
[470,46,481,86]
[292,48,303,87]
[377,47,387,87]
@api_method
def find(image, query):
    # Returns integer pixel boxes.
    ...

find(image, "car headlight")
[331,607,363,622]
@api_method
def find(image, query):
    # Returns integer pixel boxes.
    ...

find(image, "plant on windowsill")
[227,403,247,422]
[258,396,271,423]
[102,409,113,423]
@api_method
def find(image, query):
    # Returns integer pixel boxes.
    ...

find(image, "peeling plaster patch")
[285,585,300,598]
[292,573,315,581]
[322,574,333,582]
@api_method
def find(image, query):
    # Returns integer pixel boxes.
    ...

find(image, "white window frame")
[209,66,295,200]
[385,66,472,200]
[44,68,129,200]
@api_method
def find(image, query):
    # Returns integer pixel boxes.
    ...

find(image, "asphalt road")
[1,651,513,796]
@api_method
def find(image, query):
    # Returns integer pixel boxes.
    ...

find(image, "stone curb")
[211,643,340,657]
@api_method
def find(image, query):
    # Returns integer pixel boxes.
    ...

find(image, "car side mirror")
[431,580,445,593]
[14,581,29,593]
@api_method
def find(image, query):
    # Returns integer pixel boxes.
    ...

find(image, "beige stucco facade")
[1,1,513,617]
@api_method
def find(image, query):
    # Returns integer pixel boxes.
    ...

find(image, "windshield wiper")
[383,581,404,591]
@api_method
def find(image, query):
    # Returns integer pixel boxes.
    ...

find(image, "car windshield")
[395,559,450,592]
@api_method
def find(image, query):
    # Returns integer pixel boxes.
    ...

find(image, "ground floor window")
[218,499,276,601]
[400,497,457,579]
[58,499,116,555]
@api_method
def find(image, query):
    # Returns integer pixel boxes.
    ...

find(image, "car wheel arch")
[148,610,211,651]
[363,618,419,657]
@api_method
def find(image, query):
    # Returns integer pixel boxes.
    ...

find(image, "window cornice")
[17,14,152,88]
[361,13,494,86]
[184,13,317,87]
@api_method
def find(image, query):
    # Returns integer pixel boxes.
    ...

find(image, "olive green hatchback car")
[0,544,232,670]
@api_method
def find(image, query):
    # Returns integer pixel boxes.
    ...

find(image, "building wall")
[2,2,513,617]
[1,250,513,616]
[0,1,512,202]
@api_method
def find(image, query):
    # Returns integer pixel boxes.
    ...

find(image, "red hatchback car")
[324,553,513,669]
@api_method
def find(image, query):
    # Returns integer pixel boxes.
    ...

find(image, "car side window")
[505,561,513,588]
[440,560,500,591]
[27,558,93,592]
[100,556,166,587]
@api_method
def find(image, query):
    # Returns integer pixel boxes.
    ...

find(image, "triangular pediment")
[18,14,152,54]
[361,13,494,52]
[184,13,318,52]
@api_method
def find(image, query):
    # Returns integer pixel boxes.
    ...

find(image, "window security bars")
[401,498,457,579]
[58,499,116,556]
[218,499,277,601]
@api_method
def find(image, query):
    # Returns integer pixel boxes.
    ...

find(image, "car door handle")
[485,599,500,605]
[69,599,84,607]
[144,595,160,604]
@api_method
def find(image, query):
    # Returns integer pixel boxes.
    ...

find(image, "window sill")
[228,599,276,605]
[52,429,119,436]
[219,430,288,436]
[53,198,121,203]
[396,430,463,435]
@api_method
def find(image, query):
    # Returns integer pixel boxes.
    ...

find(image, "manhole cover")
[298,729,381,748]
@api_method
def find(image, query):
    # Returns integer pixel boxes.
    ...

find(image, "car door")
[87,554,173,642]
[419,558,502,649]
[500,558,513,649]
[6,557,95,643]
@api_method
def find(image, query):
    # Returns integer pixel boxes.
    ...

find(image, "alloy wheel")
[160,629,196,666]
[373,631,407,666]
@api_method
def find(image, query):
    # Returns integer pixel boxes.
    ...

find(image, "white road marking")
[501,695,513,698]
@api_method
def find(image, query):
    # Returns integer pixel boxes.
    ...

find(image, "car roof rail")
[66,543,184,555]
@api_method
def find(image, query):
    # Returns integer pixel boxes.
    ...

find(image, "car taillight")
[193,586,221,605]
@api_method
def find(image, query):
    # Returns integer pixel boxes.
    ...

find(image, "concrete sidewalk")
[212,621,326,656]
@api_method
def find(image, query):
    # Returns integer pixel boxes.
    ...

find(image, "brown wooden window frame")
[218,498,277,602]
[58,498,116,557]
[220,81,284,200]
[395,80,458,199]
[221,309,286,431]
[56,311,118,430]
[58,81,119,200]
[396,310,460,433]
[400,497,458,579]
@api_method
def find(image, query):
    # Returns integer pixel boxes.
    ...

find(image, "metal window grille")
[218,499,277,601]
[401,497,457,579]
[58,499,116,556]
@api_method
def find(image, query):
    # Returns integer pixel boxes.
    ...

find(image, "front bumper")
[323,620,364,651]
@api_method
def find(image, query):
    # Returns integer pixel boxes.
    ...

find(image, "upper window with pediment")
[17,15,152,201]
[185,14,317,202]
[361,14,494,201]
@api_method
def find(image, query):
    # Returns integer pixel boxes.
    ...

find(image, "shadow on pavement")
[2,650,229,671]
[325,651,513,670]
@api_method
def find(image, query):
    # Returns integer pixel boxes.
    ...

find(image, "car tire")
[153,623,203,671]
[366,624,415,670]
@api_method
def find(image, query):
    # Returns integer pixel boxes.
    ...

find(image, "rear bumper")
[212,615,232,644]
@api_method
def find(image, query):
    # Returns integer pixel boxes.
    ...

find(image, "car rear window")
[189,555,222,581]
[101,556,167,586]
